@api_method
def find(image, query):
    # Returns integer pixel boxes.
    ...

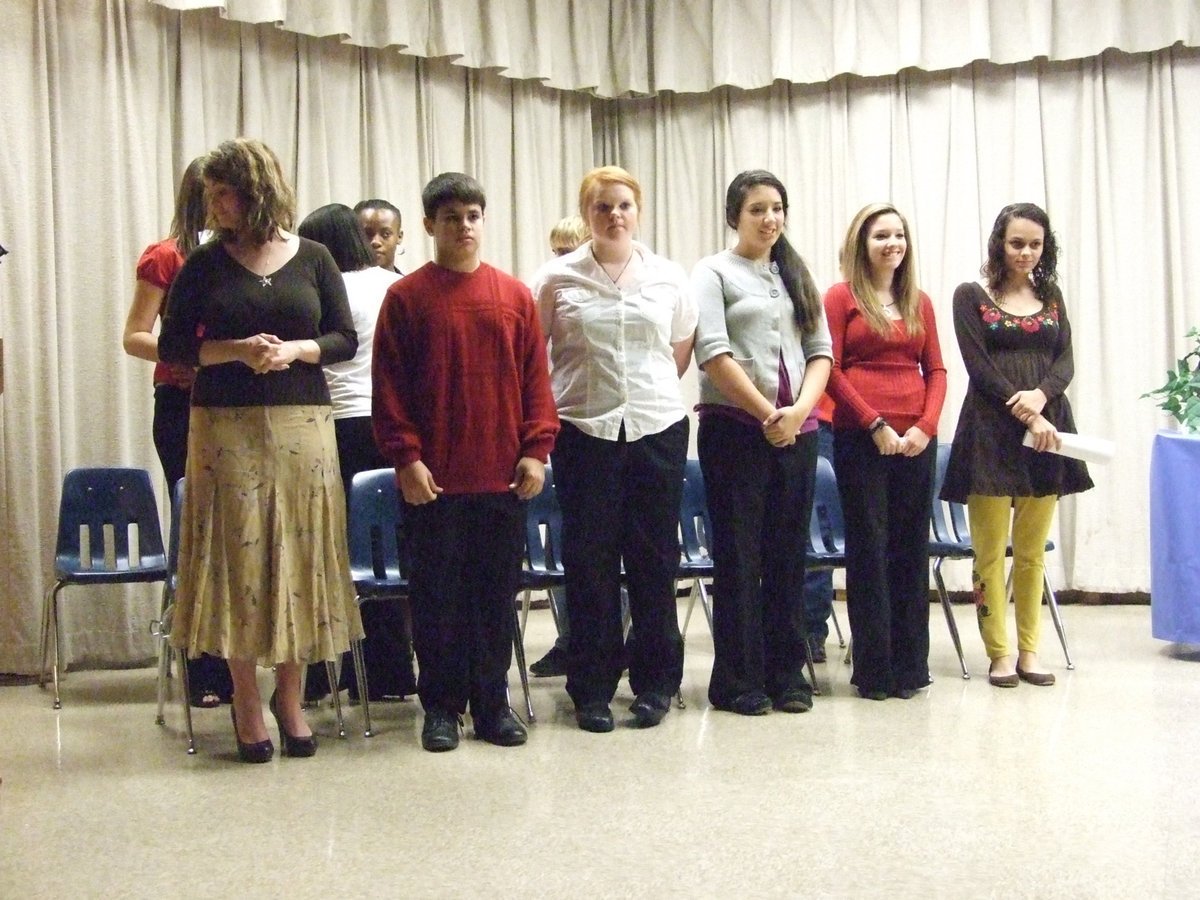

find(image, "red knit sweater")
[823,281,946,436]
[372,262,560,494]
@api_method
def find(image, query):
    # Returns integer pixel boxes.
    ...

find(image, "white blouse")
[530,240,697,441]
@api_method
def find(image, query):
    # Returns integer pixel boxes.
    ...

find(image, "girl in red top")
[122,157,233,709]
[824,203,946,701]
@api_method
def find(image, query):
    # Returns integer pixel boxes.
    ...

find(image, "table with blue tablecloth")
[1150,430,1200,642]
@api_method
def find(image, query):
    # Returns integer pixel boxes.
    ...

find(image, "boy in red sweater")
[372,172,560,751]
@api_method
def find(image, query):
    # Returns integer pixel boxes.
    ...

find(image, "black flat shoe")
[629,692,671,727]
[712,691,772,716]
[575,702,615,733]
[230,705,274,764]
[773,687,814,713]
[269,692,317,758]
[1016,667,1056,686]
[890,687,917,700]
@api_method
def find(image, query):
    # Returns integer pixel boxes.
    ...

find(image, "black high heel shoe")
[230,704,274,764]
[269,691,318,758]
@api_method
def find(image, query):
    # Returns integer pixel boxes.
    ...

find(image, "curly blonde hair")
[202,138,295,244]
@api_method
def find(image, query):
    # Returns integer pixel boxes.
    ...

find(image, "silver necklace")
[593,248,634,286]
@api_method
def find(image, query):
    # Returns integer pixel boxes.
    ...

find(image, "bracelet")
[869,417,887,434]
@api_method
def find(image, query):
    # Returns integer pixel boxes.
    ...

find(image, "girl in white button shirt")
[531,166,697,733]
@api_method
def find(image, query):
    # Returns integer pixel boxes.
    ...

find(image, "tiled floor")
[2,602,1198,899]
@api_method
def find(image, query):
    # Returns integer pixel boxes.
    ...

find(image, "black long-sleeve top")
[159,238,356,407]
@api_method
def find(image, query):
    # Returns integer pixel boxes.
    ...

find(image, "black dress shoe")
[890,687,917,700]
[629,692,671,727]
[474,708,528,746]
[712,690,772,716]
[529,645,568,678]
[773,687,814,713]
[269,691,317,758]
[421,708,462,751]
[857,688,889,701]
[575,701,615,733]
[231,705,274,764]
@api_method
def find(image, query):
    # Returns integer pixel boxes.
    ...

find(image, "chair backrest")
[808,456,846,557]
[524,463,564,576]
[347,468,411,588]
[679,458,713,563]
[54,467,166,573]
[931,443,971,545]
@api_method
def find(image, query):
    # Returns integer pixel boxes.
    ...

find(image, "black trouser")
[406,492,525,719]
[699,415,816,704]
[554,418,688,707]
[306,415,417,700]
[833,430,935,694]
[154,384,232,701]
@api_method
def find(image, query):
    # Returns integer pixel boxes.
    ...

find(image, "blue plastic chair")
[151,477,196,752]
[343,468,412,737]
[678,459,714,639]
[929,444,971,679]
[39,468,168,709]
[519,462,565,640]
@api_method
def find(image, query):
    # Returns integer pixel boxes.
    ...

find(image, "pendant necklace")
[593,248,634,287]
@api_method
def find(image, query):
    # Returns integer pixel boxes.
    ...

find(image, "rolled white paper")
[1022,430,1115,463]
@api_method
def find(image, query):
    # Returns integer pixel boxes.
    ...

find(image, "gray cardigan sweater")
[691,249,832,409]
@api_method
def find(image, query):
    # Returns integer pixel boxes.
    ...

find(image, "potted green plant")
[1143,327,1200,433]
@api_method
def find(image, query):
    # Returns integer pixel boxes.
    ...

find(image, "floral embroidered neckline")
[979,293,1059,333]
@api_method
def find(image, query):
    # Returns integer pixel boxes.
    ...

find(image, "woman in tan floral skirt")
[159,138,362,763]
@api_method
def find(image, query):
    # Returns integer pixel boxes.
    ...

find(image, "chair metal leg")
[39,583,64,709]
[152,613,172,726]
[680,580,699,638]
[519,589,532,639]
[1044,572,1074,669]
[510,600,535,723]
[697,579,713,635]
[326,659,347,738]
[351,638,373,737]
[829,599,846,648]
[177,648,196,754]
[933,560,970,679]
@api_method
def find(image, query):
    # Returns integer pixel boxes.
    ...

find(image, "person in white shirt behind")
[297,202,417,705]
[530,166,697,733]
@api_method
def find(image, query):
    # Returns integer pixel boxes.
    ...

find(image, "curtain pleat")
[150,0,1200,96]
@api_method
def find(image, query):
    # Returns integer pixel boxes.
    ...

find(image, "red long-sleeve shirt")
[372,262,559,495]
[823,281,946,437]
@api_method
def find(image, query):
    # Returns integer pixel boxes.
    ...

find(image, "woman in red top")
[824,203,946,700]
[122,157,233,709]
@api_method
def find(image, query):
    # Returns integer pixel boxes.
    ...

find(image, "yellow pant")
[966,494,1058,660]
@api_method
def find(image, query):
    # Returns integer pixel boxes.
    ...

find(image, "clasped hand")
[872,424,930,457]
[241,333,296,374]
[761,406,801,447]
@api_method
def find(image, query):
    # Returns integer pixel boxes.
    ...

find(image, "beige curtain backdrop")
[1,0,1197,674]
[152,0,1200,96]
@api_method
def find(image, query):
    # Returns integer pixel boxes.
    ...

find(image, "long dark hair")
[725,170,823,335]
[169,157,206,258]
[297,203,373,273]
[983,202,1060,301]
